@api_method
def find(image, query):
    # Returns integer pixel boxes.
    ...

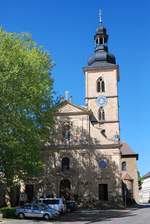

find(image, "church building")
[36,16,139,207]
[0,15,139,208]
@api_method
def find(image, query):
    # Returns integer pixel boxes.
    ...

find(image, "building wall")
[54,112,120,146]
[140,177,150,203]
[85,69,118,98]
[40,147,122,205]
[89,122,120,145]
[121,157,139,203]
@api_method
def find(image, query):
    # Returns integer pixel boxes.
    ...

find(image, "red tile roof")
[120,142,138,160]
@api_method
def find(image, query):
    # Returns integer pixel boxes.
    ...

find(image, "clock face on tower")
[96,96,107,107]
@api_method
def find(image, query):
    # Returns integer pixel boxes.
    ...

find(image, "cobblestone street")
[1,204,150,224]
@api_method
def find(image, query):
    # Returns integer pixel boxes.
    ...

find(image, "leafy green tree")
[138,171,143,190]
[0,29,54,204]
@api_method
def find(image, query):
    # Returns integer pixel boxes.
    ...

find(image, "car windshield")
[43,199,60,204]
[23,204,31,209]
[32,205,39,210]
[39,204,48,210]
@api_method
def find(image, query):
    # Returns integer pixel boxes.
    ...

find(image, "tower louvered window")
[97,77,105,92]
[98,108,105,121]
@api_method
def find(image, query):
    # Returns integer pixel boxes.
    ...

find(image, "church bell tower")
[83,14,120,146]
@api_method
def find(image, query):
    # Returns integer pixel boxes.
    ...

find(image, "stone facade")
[40,100,122,205]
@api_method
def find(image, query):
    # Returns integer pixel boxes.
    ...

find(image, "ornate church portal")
[60,179,71,200]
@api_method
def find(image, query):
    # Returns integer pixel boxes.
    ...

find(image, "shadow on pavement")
[55,209,136,223]
[129,203,150,210]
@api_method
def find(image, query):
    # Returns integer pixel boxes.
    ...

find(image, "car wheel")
[18,213,25,219]
[67,208,71,212]
[43,214,50,220]
[61,208,64,214]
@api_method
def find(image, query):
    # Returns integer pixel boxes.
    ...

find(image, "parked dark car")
[37,198,66,213]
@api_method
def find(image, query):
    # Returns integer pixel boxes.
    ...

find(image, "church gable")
[56,100,90,115]
[59,103,83,113]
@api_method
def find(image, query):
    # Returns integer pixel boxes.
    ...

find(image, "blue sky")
[1,0,150,176]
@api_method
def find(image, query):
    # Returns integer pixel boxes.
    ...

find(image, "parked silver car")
[16,203,57,220]
[37,198,66,213]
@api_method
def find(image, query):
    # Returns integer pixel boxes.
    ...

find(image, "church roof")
[85,23,116,69]
[143,172,150,179]
[88,50,116,67]
[120,142,138,160]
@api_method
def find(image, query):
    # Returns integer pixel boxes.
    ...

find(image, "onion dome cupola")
[88,11,116,67]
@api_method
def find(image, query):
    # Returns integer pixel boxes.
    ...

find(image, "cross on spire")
[99,9,102,24]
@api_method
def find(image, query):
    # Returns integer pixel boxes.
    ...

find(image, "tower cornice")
[83,64,119,72]
[83,64,120,81]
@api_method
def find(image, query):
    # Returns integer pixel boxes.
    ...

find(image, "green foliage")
[0,207,16,218]
[138,171,143,190]
[0,29,55,187]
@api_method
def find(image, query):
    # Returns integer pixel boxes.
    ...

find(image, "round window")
[98,159,108,169]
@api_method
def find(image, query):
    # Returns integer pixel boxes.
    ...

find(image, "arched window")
[100,37,104,44]
[96,77,105,93]
[98,108,105,121]
[102,110,105,120]
[122,162,127,171]
[62,157,70,171]
[62,123,71,140]
[97,80,100,92]
[96,38,99,45]
[102,80,105,92]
